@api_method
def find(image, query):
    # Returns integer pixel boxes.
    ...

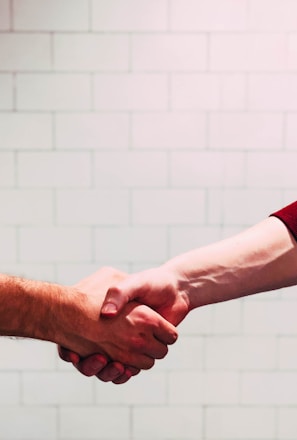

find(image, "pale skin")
[0,267,178,382]
[63,216,297,382]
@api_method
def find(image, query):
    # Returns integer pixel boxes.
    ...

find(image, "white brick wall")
[1,0,297,439]
[0,0,10,30]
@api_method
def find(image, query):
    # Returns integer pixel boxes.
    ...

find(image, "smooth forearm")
[165,217,297,309]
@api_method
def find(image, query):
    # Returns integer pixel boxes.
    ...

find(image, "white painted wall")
[1,0,297,438]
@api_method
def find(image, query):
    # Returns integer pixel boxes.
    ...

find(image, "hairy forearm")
[165,217,297,309]
[0,274,86,348]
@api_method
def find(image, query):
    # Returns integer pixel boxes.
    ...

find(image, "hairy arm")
[0,268,177,373]
[0,274,80,344]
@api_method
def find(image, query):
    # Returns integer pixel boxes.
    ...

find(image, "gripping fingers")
[75,354,108,377]
[58,346,80,364]
[153,319,178,346]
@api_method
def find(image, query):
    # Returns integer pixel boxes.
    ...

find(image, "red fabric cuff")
[270,201,297,242]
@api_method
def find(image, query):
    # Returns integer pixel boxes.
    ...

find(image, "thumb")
[101,272,152,318]
[101,285,130,317]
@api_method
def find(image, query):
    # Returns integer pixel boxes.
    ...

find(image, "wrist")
[164,248,229,310]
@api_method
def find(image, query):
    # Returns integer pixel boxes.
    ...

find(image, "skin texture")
[0,267,178,377]
[63,216,297,382]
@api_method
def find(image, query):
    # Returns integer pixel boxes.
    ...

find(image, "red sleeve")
[270,201,297,242]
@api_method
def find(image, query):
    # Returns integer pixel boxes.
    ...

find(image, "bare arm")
[0,274,79,344]
[65,203,297,379]
[167,216,297,310]
[101,216,297,325]
[0,268,177,371]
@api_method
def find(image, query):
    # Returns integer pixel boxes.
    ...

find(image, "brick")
[0,190,53,225]
[171,0,247,31]
[0,373,20,404]
[0,227,16,262]
[285,114,297,150]
[210,34,288,71]
[279,408,297,439]
[169,371,239,404]
[288,34,297,70]
[1,263,55,282]
[209,113,283,150]
[17,74,91,111]
[132,34,207,71]
[157,335,204,371]
[242,372,297,404]
[57,190,129,225]
[249,0,297,31]
[283,193,297,208]
[172,74,220,110]
[56,263,129,285]
[133,406,203,439]
[248,74,297,110]
[279,337,297,369]
[132,190,206,225]
[0,34,51,71]
[0,338,57,370]
[94,74,168,111]
[0,153,15,187]
[170,152,245,187]
[23,372,93,405]
[212,300,242,334]
[19,227,92,262]
[54,34,129,71]
[92,0,168,31]
[219,74,247,110]
[95,226,167,263]
[243,300,297,335]
[0,74,13,109]
[0,0,10,29]
[60,407,129,439]
[132,113,206,149]
[169,226,221,257]
[246,153,297,188]
[177,305,212,335]
[56,113,129,150]
[205,336,277,370]
[174,73,247,111]
[205,407,275,439]
[17,152,91,188]
[0,407,57,439]
[208,189,283,226]
[96,371,166,405]
[13,0,89,31]
[0,113,52,150]
[94,152,168,188]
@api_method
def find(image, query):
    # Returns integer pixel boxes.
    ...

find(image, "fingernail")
[102,303,117,315]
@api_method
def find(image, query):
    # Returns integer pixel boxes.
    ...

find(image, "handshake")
[1,214,296,384]
[58,265,191,385]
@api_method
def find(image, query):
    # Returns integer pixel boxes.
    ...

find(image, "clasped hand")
[58,266,187,384]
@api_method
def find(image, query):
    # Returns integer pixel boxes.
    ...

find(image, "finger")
[153,317,178,346]
[112,368,133,385]
[75,354,108,377]
[58,346,80,364]
[96,362,126,382]
[145,340,169,360]
[112,365,141,385]
[127,366,141,377]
